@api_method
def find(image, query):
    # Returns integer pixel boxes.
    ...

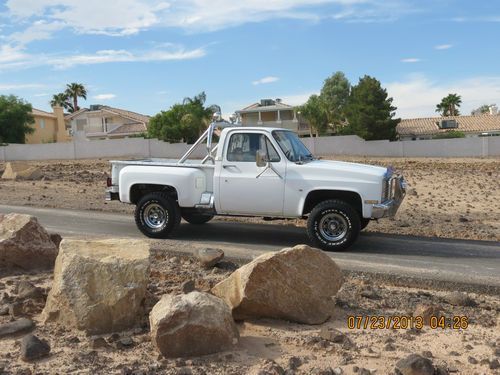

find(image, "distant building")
[66,105,150,140]
[236,99,310,135]
[26,106,70,144]
[396,113,500,141]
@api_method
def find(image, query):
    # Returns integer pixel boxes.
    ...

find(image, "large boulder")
[211,244,343,324]
[0,213,58,270]
[150,291,238,358]
[1,162,42,180]
[42,238,150,335]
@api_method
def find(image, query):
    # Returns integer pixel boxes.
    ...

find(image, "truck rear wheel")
[135,192,180,238]
[306,199,361,251]
[181,212,214,225]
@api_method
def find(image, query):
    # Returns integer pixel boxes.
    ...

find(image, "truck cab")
[106,121,406,251]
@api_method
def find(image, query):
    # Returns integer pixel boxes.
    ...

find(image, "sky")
[0,0,499,119]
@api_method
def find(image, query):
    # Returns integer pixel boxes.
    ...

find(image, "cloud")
[434,44,453,50]
[252,76,279,85]
[385,74,500,118]
[93,94,116,100]
[0,83,44,90]
[401,58,421,63]
[4,0,420,37]
[0,45,206,70]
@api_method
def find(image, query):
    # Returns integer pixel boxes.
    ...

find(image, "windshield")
[272,130,314,163]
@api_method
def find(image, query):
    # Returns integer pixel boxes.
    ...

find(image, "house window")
[40,119,45,129]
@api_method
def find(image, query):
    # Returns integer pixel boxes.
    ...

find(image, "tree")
[342,76,400,140]
[65,83,87,112]
[297,94,329,137]
[436,93,461,116]
[320,71,350,132]
[471,104,494,115]
[50,93,73,112]
[0,95,35,144]
[148,92,221,143]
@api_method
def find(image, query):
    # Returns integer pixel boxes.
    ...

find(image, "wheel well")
[130,184,178,204]
[303,190,362,216]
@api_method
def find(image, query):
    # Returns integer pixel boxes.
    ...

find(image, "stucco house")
[236,99,310,135]
[397,110,500,141]
[26,106,70,144]
[66,105,150,140]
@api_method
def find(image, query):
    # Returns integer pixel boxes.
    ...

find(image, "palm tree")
[436,93,462,116]
[65,83,87,112]
[50,93,73,112]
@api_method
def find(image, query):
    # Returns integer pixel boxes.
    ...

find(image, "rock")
[90,337,109,349]
[0,305,8,315]
[49,233,62,248]
[195,248,224,268]
[360,287,381,300]
[319,327,346,343]
[8,302,23,317]
[256,359,286,375]
[1,163,43,181]
[310,368,333,375]
[468,356,478,364]
[0,213,58,270]
[42,238,150,334]
[490,359,500,370]
[181,280,195,294]
[395,354,434,375]
[115,336,134,349]
[385,343,396,351]
[212,245,343,324]
[15,281,44,301]
[20,334,50,362]
[413,304,442,325]
[421,351,433,358]
[444,292,477,307]
[287,356,302,370]
[149,291,238,358]
[332,368,343,375]
[0,318,34,338]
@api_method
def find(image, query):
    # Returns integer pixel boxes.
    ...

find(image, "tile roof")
[64,106,150,124]
[238,101,295,113]
[397,114,500,136]
[32,108,56,118]
[101,106,150,124]
[107,123,147,135]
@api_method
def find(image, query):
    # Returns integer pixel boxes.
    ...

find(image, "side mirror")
[256,150,268,167]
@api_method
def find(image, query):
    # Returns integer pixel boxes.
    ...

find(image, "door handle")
[223,165,237,169]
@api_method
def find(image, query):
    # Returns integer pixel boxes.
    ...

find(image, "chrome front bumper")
[371,175,407,219]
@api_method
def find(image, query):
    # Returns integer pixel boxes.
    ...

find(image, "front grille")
[382,179,390,202]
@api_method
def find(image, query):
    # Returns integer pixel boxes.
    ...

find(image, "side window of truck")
[227,133,280,162]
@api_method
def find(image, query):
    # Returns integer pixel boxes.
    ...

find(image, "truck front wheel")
[307,199,361,251]
[135,192,180,238]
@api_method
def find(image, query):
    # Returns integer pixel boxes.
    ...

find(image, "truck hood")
[302,159,387,179]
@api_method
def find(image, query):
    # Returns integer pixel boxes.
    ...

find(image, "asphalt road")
[1,204,499,293]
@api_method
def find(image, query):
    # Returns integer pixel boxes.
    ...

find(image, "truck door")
[217,131,286,215]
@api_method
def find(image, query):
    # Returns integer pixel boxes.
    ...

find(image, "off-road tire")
[306,199,361,251]
[135,192,180,238]
[181,212,214,225]
[360,218,370,230]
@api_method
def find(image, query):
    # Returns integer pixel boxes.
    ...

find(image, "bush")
[433,130,466,139]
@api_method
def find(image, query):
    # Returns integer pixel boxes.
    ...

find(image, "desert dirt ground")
[0,157,499,242]
[1,248,499,375]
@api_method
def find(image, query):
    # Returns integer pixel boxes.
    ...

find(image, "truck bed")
[110,158,215,169]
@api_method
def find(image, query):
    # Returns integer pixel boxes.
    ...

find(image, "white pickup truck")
[106,120,406,251]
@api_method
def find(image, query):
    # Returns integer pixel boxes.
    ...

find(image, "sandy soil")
[0,157,499,242]
[1,248,499,375]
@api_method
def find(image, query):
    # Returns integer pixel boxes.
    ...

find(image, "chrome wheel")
[143,203,168,229]
[319,213,348,242]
